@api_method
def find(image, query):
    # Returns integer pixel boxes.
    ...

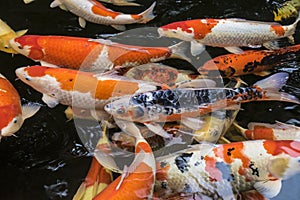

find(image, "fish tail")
[23,0,34,4]
[254,72,300,104]
[137,2,156,23]
[285,11,300,35]
[169,41,191,63]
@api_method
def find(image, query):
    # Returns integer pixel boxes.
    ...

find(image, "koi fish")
[0,19,27,54]
[93,125,156,199]
[15,66,163,110]
[49,0,156,30]
[104,72,299,134]
[154,140,300,199]
[157,13,300,56]
[198,44,300,78]
[9,35,190,72]
[0,73,40,138]
[234,121,300,140]
[123,63,204,87]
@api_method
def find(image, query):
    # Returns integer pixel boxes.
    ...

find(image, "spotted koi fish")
[9,35,189,72]
[15,66,163,110]
[0,18,27,54]
[158,13,300,56]
[104,72,299,133]
[0,73,40,138]
[49,0,156,30]
[234,121,300,140]
[198,44,300,78]
[154,140,300,199]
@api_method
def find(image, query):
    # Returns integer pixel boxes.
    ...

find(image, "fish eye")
[172,30,177,33]
[25,76,31,81]
[13,118,18,123]
[17,45,23,50]
[4,45,8,49]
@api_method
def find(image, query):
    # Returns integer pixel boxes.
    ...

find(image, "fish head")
[158,21,195,41]
[0,106,23,138]
[104,97,150,122]
[9,35,45,60]
[266,140,300,180]
[15,66,55,95]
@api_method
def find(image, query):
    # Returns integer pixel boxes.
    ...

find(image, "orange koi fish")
[49,0,156,30]
[0,73,40,138]
[158,13,300,55]
[104,72,299,134]
[154,140,300,199]
[93,130,156,199]
[9,35,189,72]
[234,121,300,140]
[198,44,300,78]
[15,66,162,110]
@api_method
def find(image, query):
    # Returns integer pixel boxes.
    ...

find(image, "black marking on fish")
[184,183,193,193]
[227,148,235,156]
[161,181,167,189]
[194,161,201,166]
[249,162,259,177]
[216,162,232,181]
[160,161,168,168]
[175,153,193,173]
[243,60,260,73]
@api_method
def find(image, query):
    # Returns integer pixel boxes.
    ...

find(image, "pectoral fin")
[181,117,204,130]
[190,40,205,56]
[42,94,59,108]
[50,0,62,8]
[16,29,28,37]
[79,17,86,28]
[224,46,244,54]
[253,179,282,198]
[21,103,41,119]
[144,122,171,138]
[111,24,126,31]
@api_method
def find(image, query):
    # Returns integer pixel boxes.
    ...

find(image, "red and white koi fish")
[154,140,300,199]
[0,73,40,138]
[234,121,300,140]
[93,127,156,199]
[198,44,300,78]
[104,72,299,133]
[49,0,156,30]
[0,18,27,54]
[15,66,163,110]
[158,13,300,55]
[9,35,189,72]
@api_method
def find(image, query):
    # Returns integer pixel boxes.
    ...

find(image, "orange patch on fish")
[185,19,218,40]
[204,156,223,181]
[90,0,120,19]
[263,140,300,157]
[246,126,275,140]
[270,25,285,36]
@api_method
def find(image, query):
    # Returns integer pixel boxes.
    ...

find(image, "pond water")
[0,0,299,199]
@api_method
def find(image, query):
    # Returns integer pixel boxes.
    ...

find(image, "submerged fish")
[154,140,300,199]
[104,73,299,134]
[0,73,40,138]
[9,35,189,72]
[49,0,156,30]
[198,44,300,78]
[234,121,300,140]
[15,66,163,109]
[158,13,300,55]
[0,19,27,54]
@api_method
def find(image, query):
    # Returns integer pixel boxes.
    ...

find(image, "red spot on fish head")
[14,35,44,60]
[186,19,219,40]
[24,66,48,77]
[263,140,300,158]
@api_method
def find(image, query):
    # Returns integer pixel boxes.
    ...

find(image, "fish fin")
[88,38,116,45]
[40,61,59,68]
[190,40,205,56]
[23,0,34,4]
[50,0,62,8]
[111,24,126,31]
[268,156,290,179]
[169,41,191,63]
[224,46,244,54]
[137,2,156,23]
[21,103,41,119]
[287,36,295,44]
[240,190,269,200]
[114,119,145,139]
[181,117,204,130]
[143,122,172,138]
[42,94,59,108]
[232,121,247,136]
[176,79,216,88]
[253,179,282,198]
[16,29,28,37]
[254,72,300,104]
[263,40,280,50]
[253,71,272,77]
[79,17,86,28]
[64,107,73,121]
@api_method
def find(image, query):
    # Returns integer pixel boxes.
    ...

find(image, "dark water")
[0,0,299,199]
